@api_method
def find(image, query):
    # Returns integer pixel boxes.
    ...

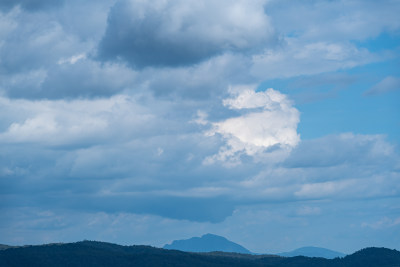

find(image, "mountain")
[339,247,400,266]
[163,234,252,254]
[0,241,399,267]
[278,246,346,259]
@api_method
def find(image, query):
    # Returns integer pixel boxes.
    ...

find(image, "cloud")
[0,0,399,251]
[251,40,378,79]
[0,7,86,75]
[2,59,137,99]
[294,180,357,198]
[40,59,137,99]
[284,133,396,168]
[134,53,256,100]
[0,2,116,99]
[77,195,235,223]
[1,96,399,222]
[237,133,400,202]
[362,216,400,229]
[0,7,256,100]
[249,0,399,79]
[1,0,389,101]
[266,0,400,42]
[205,86,300,165]
[3,193,234,223]
[296,206,321,216]
[364,76,400,96]
[0,0,64,12]
[0,92,242,222]
[0,95,152,146]
[10,90,398,223]
[97,0,275,68]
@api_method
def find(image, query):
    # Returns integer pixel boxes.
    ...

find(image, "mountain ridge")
[164,234,346,259]
[0,241,399,267]
[278,246,346,259]
[163,233,252,254]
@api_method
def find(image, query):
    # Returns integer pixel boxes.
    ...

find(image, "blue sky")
[0,0,399,254]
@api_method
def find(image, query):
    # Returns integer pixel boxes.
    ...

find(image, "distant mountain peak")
[278,246,346,259]
[202,233,219,237]
[201,233,228,240]
[163,234,252,254]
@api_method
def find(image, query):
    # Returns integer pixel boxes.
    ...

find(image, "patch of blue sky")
[354,31,400,53]
[258,60,399,141]
[257,31,400,141]
[295,80,400,142]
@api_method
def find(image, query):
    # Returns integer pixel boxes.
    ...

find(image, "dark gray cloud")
[0,138,239,223]
[135,54,256,100]
[97,0,274,68]
[54,195,234,223]
[1,179,235,223]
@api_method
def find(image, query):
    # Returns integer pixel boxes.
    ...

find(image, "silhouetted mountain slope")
[278,246,346,259]
[0,241,272,267]
[339,247,400,267]
[164,233,252,254]
[0,241,399,267]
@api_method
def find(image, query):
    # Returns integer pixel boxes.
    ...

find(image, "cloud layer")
[98,0,275,68]
[0,0,399,254]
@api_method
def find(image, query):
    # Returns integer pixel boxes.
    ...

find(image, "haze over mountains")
[164,234,346,259]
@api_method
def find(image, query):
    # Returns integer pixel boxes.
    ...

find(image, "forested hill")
[0,241,399,267]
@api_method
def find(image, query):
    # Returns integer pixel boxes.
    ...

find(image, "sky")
[0,0,399,255]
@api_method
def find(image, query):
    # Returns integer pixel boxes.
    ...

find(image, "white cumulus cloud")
[205,86,300,165]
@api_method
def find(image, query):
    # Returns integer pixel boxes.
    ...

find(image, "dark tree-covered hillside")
[0,241,399,267]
